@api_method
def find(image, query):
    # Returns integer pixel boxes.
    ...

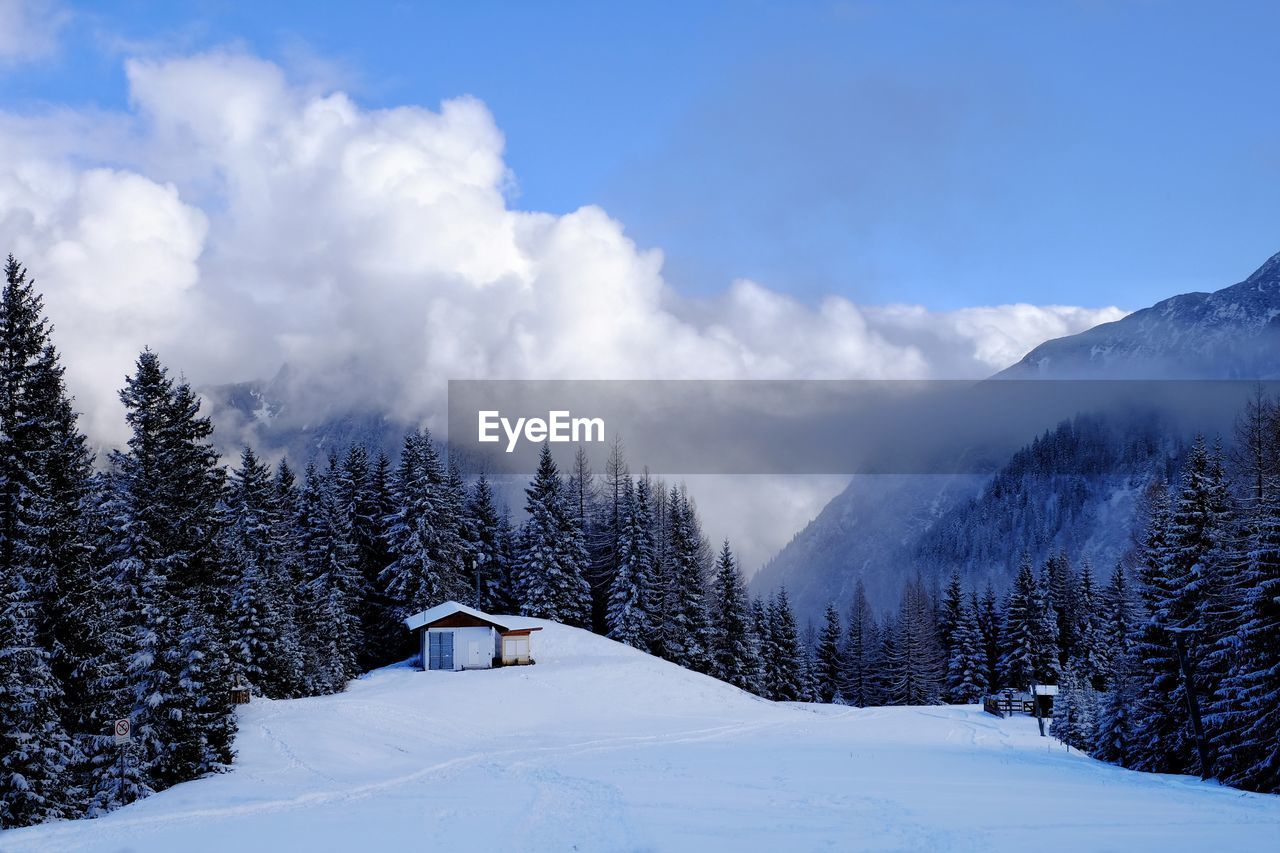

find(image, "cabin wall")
[425,626,496,671]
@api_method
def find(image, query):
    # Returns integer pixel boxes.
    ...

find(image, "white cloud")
[0,49,1125,454]
[0,0,65,65]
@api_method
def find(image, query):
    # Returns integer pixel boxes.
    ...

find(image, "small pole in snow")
[1170,628,1213,780]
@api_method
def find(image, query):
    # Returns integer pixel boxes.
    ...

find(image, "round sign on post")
[113,718,131,744]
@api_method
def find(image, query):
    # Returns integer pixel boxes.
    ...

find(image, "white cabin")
[402,601,542,671]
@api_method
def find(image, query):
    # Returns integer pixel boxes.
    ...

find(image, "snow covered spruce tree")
[762,588,810,701]
[224,447,304,699]
[1129,440,1231,776]
[1209,398,1280,793]
[94,350,235,801]
[463,472,515,615]
[382,430,468,621]
[708,540,762,693]
[937,571,964,668]
[1051,668,1097,753]
[1100,563,1136,687]
[977,583,1003,694]
[515,444,591,627]
[0,256,86,827]
[883,576,942,705]
[945,592,989,704]
[606,473,653,649]
[841,580,878,707]
[336,446,398,670]
[999,554,1058,690]
[660,485,713,673]
[815,603,845,703]
[297,460,363,693]
[1071,559,1108,690]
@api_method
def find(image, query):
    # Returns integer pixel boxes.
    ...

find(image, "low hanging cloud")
[0,49,1125,449]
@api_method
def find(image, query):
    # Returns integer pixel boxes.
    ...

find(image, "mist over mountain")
[753,252,1280,621]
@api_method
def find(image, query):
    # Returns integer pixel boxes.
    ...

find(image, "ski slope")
[5,621,1279,852]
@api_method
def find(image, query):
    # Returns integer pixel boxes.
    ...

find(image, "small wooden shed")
[403,601,542,671]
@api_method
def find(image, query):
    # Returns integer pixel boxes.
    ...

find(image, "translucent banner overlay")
[446,380,1279,476]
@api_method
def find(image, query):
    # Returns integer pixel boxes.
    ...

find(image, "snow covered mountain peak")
[998,252,1280,379]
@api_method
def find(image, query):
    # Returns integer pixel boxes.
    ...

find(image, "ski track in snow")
[4,621,1279,853]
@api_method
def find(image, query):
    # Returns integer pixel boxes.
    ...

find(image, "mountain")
[756,252,1280,618]
[201,365,412,467]
[999,251,1280,379]
[7,620,1277,851]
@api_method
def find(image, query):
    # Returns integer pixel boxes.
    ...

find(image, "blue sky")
[5,0,1280,311]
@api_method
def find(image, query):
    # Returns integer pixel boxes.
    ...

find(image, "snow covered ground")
[5,621,1279,852]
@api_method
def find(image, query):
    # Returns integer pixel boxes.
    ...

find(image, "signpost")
[113,719,131,807]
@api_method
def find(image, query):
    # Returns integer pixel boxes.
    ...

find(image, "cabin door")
[428,631,455,670]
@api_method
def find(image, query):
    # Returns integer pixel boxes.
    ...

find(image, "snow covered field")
[5,621,1279,853]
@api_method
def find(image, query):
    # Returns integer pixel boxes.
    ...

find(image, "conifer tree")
[660,486,713,672]
[1073,560,1107,689]
[1210,408,1280,792]
[463,472,513,613]
[606,473,653,649]
[763,588,809,702]
[815,603,845,703]
[515,444,591,627]
[884,577,942,705]
[1000,554,1058,690]
[298,460,363,692]
[946,593,988,704]
[708,540,761,693]
[978,582,1003,693]
[937,571,964,664]
[382,431,466,617]
[841,580,876,707]
[225,447,302,698]
[0,256,83,825]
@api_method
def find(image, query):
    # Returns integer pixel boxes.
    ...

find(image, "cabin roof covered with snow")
[402,600,542,634]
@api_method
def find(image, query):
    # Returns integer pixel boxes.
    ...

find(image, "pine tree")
[883,577,942,705]
[763,588,809,702]
[1000,554,1058,690]
[298,461,363,693]
[515,444,591,627]
[815,603,845,703]
[1130,440,1231,776]
[100,350,234,794]
[978,583,1002,693]
[463,472,513,613]
[0,256,83,825]
[1051,667,1097,753]
[606,473,653,649]
[661,486,713,672]
[937,571,964,665]
[1094,653,1139,767]
[1101,563,1136,688]
[1210,410,1280,792]
[946,593,989,704]
[708,540,761,693]
[382,431,467,618]
[0,542,76,827]
[225,447,302,699]
[1043,551,1078,667]
[1073,560,1107,690]
[841,580,876,707]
